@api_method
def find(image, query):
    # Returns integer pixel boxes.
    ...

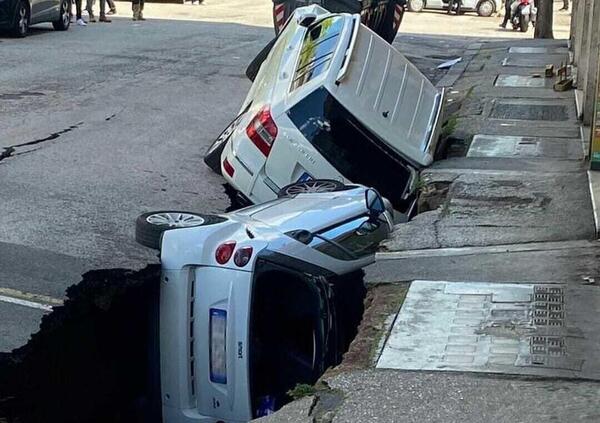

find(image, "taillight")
[234,246,253,267]
[223,157,235,177]
[215,241,236,264]
[246,106,278,156]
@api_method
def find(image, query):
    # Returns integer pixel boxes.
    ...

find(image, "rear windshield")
[291,16,344,91]
[287,87,414,211]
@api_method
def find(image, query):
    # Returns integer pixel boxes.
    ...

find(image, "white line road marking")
[377,240,599,260]
[0,287,63,312]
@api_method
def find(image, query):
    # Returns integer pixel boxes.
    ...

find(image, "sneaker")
[77,18,87,26]
[99,15,112,22]
[107,8,116,15]
[88,12,96,22]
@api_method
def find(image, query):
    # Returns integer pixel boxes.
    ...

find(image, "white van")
[204,5,444,213]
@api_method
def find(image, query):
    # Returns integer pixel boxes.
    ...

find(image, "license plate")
[209,308,227,384]
[297,172,313,183]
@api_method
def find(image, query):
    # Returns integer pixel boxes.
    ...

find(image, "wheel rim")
[411,0,424,10]
[18,5,28,34]
[479,1,493,15]
[61,0,69,26]
[146,212,205,228]
[284,180,340,195]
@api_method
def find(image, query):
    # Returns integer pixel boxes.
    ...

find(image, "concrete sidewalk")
[257,37,600,422]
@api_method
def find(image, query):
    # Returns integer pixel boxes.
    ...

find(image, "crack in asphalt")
[0,122,84,164]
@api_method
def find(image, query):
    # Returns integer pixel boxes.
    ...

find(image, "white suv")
[204,5,444,213]
[135,182,393,423]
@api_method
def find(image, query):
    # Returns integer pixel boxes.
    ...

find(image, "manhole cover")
[490,103,569,121]
[495,75,549,88]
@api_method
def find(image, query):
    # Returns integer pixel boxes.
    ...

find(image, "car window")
[309,216,388,260]
[291,16,344,91]
[287,87,413,211]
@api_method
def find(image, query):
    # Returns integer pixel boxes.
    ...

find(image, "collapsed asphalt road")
[0,265,367,422]
[0,266,162,423]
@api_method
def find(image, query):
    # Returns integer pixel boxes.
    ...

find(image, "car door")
[329,22,444,168]
[30,0,49,22]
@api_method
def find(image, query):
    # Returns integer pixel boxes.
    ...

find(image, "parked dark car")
[273,0,406,43]
[0,0,70,37]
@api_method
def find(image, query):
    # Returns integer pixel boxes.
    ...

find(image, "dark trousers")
[562,0,568,8]
[132,0,144,8]
[71,0,83,19]
[107,0,115,10]
[447,0,461,14]
[86,0,106,16]
[501,0,512,25]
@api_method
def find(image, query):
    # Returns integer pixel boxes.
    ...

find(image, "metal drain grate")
[490,103,569,121]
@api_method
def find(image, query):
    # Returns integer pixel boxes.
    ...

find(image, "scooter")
[511,0,537,32]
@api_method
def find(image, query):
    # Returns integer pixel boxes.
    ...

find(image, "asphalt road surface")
[0,18,273,351]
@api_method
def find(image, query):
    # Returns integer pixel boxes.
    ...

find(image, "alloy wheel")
[145,212,206,228]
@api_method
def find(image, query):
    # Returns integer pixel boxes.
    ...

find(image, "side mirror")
[365,189,385,219]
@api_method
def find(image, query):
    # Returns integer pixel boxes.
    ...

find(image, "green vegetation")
[288,383,317,400]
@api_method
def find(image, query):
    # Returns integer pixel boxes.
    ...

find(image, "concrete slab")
[377,280,600,380]
[508,47,569,54]
[467,135,583,160]
[383,170,595,251]
[502,55,570,68]
[494,75,551,88]
[455,117,582,138]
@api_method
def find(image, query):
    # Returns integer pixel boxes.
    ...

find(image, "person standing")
[106,0,117,15]
[499,0,512,28]
[71,0,87,25]
[447,0,461,14]
[132,0,145,21]
[86,0,112,22]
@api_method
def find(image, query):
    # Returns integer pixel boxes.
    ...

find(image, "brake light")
[234,246,253,267]
[215,241,236,264]
[246,106,278,156]
[223,157,235,177]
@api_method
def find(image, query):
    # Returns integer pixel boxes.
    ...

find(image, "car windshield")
[287,87,414,211]
[291,16,344,91]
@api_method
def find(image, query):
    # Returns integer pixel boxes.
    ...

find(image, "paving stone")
[467,135,583,160]
[377,281,600,380]
[494,75,551,88]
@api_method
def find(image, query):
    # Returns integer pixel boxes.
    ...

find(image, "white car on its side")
[135,181,393,423]
[204,5,444,213]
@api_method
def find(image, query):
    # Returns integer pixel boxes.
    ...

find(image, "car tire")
[135,211,222,250]
[278,179,347,198]
[204,116,243,175]
[246,37,277,82]
[476,0,495,17]
[407,0,424,13]
[11,0,29,37]
[52,0,71,30]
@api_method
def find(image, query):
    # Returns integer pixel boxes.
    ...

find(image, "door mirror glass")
[365,189,385,218]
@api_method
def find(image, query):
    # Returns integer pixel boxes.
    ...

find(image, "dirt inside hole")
[0,266,368,422]
[0,266,162,423]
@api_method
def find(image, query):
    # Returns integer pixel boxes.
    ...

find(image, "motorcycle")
[511,0,537,32]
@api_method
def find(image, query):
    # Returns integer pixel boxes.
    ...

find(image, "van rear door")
[329,23,444,168]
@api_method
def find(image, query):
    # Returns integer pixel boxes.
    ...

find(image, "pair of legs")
[86,0,111,20]
[447,0,461,14]
[500,0,512,27]
[132,0,145,20]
